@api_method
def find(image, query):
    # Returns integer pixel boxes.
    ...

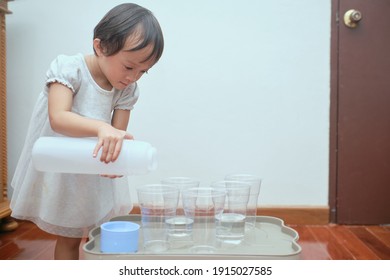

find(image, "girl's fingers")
[111,139,123,162]
[104,140,117,163]
[96,130,131,162]
[124,133,134,140]
[100,139,110,162]
[93,139,104,158]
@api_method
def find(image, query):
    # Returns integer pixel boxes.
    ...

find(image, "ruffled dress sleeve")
[45,54,83,95]
[112,83,140,111]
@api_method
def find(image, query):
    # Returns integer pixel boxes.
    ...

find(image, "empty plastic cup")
[181,187,226,253]
[137,184,179,253]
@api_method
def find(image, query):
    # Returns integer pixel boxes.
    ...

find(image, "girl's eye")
[124,65,148,74]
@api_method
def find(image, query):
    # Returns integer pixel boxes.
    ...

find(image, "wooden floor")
[1,219,389,260]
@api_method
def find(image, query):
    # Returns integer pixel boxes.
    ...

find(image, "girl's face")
[94,36,155,90]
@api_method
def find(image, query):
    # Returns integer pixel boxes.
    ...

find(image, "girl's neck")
[84,55,112,91]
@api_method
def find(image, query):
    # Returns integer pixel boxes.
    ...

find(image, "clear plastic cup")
[181,187,226,253]
[136,184,179,253]
[224,174,262,230]
[161,177,200,241]
[211,180,251,245]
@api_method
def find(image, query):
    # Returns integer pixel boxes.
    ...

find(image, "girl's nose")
[126,71,141,83]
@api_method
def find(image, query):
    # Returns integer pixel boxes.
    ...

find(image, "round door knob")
[344,9,362,28]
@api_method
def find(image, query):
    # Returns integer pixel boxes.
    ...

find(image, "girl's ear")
[93,38,104,56]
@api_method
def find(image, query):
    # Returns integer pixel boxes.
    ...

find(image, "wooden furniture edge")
[0,200,18,231]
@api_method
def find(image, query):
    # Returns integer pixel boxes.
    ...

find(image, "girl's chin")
[114,83,128,90]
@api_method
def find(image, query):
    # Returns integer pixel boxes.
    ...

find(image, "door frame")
[329,0,340,224]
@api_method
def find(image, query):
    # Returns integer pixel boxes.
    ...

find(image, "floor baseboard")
[130,205,330,225]
[257,206,329,225]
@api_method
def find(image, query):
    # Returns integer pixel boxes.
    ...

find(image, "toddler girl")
[10,3,164,259]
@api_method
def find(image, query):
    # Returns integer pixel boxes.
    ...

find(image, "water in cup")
[224,174,262,230]
[161,177,199,240]
[165,216,194,237]
[215,213,246,244]
[212,180,251,245]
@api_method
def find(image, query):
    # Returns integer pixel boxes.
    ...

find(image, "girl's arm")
[48,83,132,163]
[111,108,131,131]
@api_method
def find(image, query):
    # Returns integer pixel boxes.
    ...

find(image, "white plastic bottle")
[31,137,157,175]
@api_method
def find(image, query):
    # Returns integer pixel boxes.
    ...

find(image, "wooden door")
[330,0,390,224]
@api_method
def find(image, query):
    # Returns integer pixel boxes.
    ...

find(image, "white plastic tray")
[82,214,301,260]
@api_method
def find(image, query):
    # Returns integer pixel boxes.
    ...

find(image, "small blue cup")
[100,221,140,253]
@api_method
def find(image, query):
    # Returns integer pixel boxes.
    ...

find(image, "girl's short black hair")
[93,3,164,63]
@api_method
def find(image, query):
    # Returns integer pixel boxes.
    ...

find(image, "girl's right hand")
[93,123,134,163]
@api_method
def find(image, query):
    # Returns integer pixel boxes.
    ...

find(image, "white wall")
[6,0,331,206]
